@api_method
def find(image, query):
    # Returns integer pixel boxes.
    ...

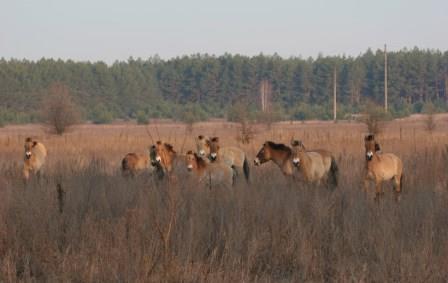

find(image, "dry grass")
[1,117,448,282]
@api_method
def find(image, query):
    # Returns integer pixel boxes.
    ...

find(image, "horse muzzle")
[292,158,300,167]
[25,152,32,159]
[253,158,261,166]
[366,151,373,161]
[210,153,217,161]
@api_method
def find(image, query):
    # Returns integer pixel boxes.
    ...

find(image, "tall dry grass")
[1,119,448,282]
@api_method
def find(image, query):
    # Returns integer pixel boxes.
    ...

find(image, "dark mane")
[195,153,207,169]
[266,141,292,154]
[164,143,176,153]
[365,134,375,141]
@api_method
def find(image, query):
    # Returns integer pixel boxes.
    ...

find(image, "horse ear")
[25,137,32,142]
[165,143,176,153]
[32,141,38,147]
[198,135,204,140]
[187,150,193,154]
[290,140,299,147]
[156,140,162,145]
[375,143,381,152]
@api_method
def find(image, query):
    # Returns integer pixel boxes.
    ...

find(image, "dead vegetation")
[0,120,448,282]
[41,82,81,135]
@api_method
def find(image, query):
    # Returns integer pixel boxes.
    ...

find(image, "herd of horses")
[21,133,404,200]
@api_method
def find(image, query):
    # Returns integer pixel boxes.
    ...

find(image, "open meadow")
[1,116,448,282]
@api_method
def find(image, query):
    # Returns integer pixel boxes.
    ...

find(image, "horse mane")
[375,142,381,152]
[291,140,306,150]
[195,154,207,169]
[266,141,292,154]
[365,134,375,141]
[164,143,176,153]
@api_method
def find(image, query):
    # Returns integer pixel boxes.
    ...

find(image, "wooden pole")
[384,44,388,113]
[333,66,337,121]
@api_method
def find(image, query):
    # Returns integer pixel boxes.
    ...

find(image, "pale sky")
[1,0,447,63]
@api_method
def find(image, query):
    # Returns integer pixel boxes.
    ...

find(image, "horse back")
[378,153,403,174]
[307,150,333,170]
[220,146,246,167]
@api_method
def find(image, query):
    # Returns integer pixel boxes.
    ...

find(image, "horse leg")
[393,175,402,202]
[363,177,370,193]
[374,179,383,201]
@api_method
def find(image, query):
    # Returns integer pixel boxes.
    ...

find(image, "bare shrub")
[361,102,390,135]
[236,120,255,144]
[41,83,81,135]
[228,103,255,144]
[423,103,437,133]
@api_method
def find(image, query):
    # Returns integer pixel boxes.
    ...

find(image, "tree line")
[0,47,447,125]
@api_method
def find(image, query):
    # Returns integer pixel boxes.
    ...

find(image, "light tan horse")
[254,141,295,178]
[207,137,250,182]
[185,150,234,188]
[23,137,47,181]
[290,140,338,188]
[364,134,403,200]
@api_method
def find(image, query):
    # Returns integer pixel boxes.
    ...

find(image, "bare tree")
[41,82,81,135]
[228,103,255,144]
[362,102,390,135]
[423,103,437,133]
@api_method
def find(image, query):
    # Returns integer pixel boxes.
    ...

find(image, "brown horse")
[207,137,250,182]
[121,150,164,178]
[195,135,210,157]
[185,150,234,188]
[151,141,187,180]
[23,137,47,181]
[254,141,295,177]
[364,134,403,200]
[290,140,338,188]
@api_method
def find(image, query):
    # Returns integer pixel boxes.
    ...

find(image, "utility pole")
[384,44,388,113]
[333,66,337,121]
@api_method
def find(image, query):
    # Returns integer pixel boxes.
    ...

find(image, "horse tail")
[399,172,404,192]
[329,156,338,189]
[231,166,237,186]
[243,156,250,183]
[121,157,129,171]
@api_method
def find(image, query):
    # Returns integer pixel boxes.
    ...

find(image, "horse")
[364,134,403,200]
[195,135,210,157]
[23,137,47,181]
[254,141,295,177]
[290,140,338,188]
[121,151,163,178]
[185,150,234,189]
[151,141,187,181]
[207,136,250,182]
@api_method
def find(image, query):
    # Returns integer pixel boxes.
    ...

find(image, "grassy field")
[1,116,448,282]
